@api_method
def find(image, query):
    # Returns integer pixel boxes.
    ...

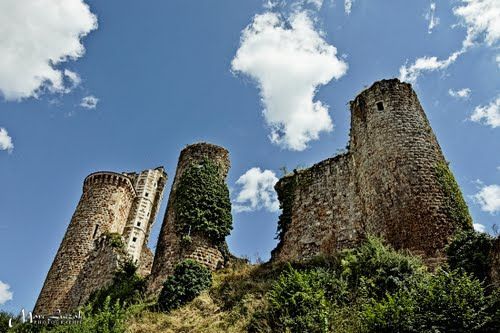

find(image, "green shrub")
[0,311,10,332]
[446,229,494,282]
[87,261,145,313]
[340,236,424,299]
[266,265,330,333]
[158,259,212,312]
[174,158,232,245]
[363,269,492,332]
[41,297,126,333]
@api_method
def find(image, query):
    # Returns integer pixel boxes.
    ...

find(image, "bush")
[174,158,232,245]
[363,269,493,332]
[87,261,145,313]
[266,265,330,333]
[340,236,424,299]
[446,229,494,282]
[158,260,212,312]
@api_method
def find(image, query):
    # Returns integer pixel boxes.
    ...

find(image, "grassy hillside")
[3,232,499,333]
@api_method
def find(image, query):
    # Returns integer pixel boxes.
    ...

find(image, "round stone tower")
[34,172,136,315]
[349,79,472,258]
[148,143,230,294]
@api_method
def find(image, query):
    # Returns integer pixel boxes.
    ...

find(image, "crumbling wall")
[272,79,472,263]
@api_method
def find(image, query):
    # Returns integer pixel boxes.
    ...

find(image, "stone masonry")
[34,168,167,315]
[272,79,472,263]
[147,143,230,294]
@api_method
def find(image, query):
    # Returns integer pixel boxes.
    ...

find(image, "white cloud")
[0,0,97,101]
[399,50,464,84]
[426,2,440,34]
[307,0,323,10]
[400,0,500,84]
[470,94,500,128]
[344,0,354,15]
[0,281,13,305]
[80,95,99,109]
[448,87,471,99]
[473,184,500,214]
[0,128,14,153]
[473,223,487,233]
[453,0,500,47]
[232,11,348,150]
[233,167,280,213]
[64,69,82,91]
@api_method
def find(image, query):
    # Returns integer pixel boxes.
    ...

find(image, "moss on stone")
[434,162,473,230]
[174,158,232,245]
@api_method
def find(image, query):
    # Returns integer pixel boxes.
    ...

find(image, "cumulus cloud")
[0,281,13,305]
[470,94,500,128]
[344,0,354,14]
[0,128,14,153]
[473,184,500,214]
[232,11,348,150]
[448,87,471,99]
[426,2,440,34]
[0,0,97,101]
[233,167,280,213]
[473,223,487,233]
[400,0,499,84]
[80,95,99,109]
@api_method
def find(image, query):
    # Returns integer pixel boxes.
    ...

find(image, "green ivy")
[174,158,232,245]
[274,177,296,248]
[434,162,473,230]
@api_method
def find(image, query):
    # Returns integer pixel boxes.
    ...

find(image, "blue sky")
[0,0,499,313]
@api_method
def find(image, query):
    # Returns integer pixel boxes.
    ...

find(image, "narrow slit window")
[376,101,384,111]
[92,224,99,239]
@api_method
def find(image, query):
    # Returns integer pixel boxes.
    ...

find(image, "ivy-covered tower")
[148,142,232,294]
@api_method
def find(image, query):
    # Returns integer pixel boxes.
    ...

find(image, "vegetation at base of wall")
[87,261,146,313]
[174,158,232,245]
[157,259,213,313]
[446,229,494,283]
[434,162,473,230]
[11,236,499,333]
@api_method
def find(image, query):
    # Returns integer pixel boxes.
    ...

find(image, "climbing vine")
[434,162,473,230]
[274,176,297,249]
[174,158,232,245]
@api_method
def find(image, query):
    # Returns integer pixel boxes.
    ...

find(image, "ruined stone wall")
[148,143,229,294]
[34,173,135,315]
[67,236,128,308]
[271,154,363,261]
[272,79,472,263]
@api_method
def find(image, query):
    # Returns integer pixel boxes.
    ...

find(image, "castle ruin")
[34,167,167,315]
[271,79,472,263]
[34,79,477,315]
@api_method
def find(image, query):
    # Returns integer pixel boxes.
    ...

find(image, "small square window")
[132,237,137,242]
[136,222,141,227]
[376,101,384,111]
[145,192,149,197]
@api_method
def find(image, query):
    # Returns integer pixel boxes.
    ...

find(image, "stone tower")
[148,143,230,294]
[34,167,167,315]
[272,79,472,263]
